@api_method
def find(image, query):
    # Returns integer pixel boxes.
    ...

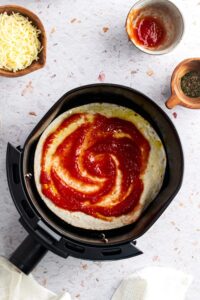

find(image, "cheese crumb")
[0,12,42,72]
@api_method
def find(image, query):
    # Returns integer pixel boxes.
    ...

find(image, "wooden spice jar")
[166,58,200,109]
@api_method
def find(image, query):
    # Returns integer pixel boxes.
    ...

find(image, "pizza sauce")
[133,16,166,48]
[40,113,150,219]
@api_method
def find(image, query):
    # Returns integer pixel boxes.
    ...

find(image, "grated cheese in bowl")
[0,12,42,72]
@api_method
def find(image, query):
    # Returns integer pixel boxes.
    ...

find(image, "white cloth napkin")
[0,256,71,300]
[112,266,192,300]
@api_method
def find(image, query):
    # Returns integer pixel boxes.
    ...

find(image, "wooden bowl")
[166,58,200,109]
[0,5,46,77]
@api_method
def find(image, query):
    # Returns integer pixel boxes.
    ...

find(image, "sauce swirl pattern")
[40,113,150,220]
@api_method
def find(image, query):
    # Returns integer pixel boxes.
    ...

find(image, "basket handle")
[10,234,47,275]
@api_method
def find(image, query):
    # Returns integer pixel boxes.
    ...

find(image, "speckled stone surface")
[0,0,200,299]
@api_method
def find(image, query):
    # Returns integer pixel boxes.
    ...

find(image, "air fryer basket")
[7,84,183,274]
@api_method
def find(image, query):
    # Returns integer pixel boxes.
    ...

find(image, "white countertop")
[0,0,200,299]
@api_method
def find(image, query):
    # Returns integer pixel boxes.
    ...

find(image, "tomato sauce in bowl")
[133,16,166,48]
[126,0,184,55]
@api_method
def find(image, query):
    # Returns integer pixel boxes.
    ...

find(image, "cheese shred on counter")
[0,12,42,72]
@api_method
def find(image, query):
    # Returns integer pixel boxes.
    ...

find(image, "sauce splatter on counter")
[102,27,109,33]
[98,71,105,82]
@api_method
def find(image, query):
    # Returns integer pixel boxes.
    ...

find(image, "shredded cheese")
[0,12,42,72]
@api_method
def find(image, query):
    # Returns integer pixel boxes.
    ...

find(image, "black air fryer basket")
[6,84,184,274]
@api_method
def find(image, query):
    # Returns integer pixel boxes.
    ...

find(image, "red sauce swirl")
[40,113,150,219]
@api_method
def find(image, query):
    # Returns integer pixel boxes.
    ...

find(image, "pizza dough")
[34,103,166,230]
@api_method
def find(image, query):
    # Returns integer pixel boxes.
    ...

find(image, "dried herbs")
[181,71,200,98]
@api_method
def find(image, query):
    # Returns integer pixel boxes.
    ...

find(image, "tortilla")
[34,103,166,230]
